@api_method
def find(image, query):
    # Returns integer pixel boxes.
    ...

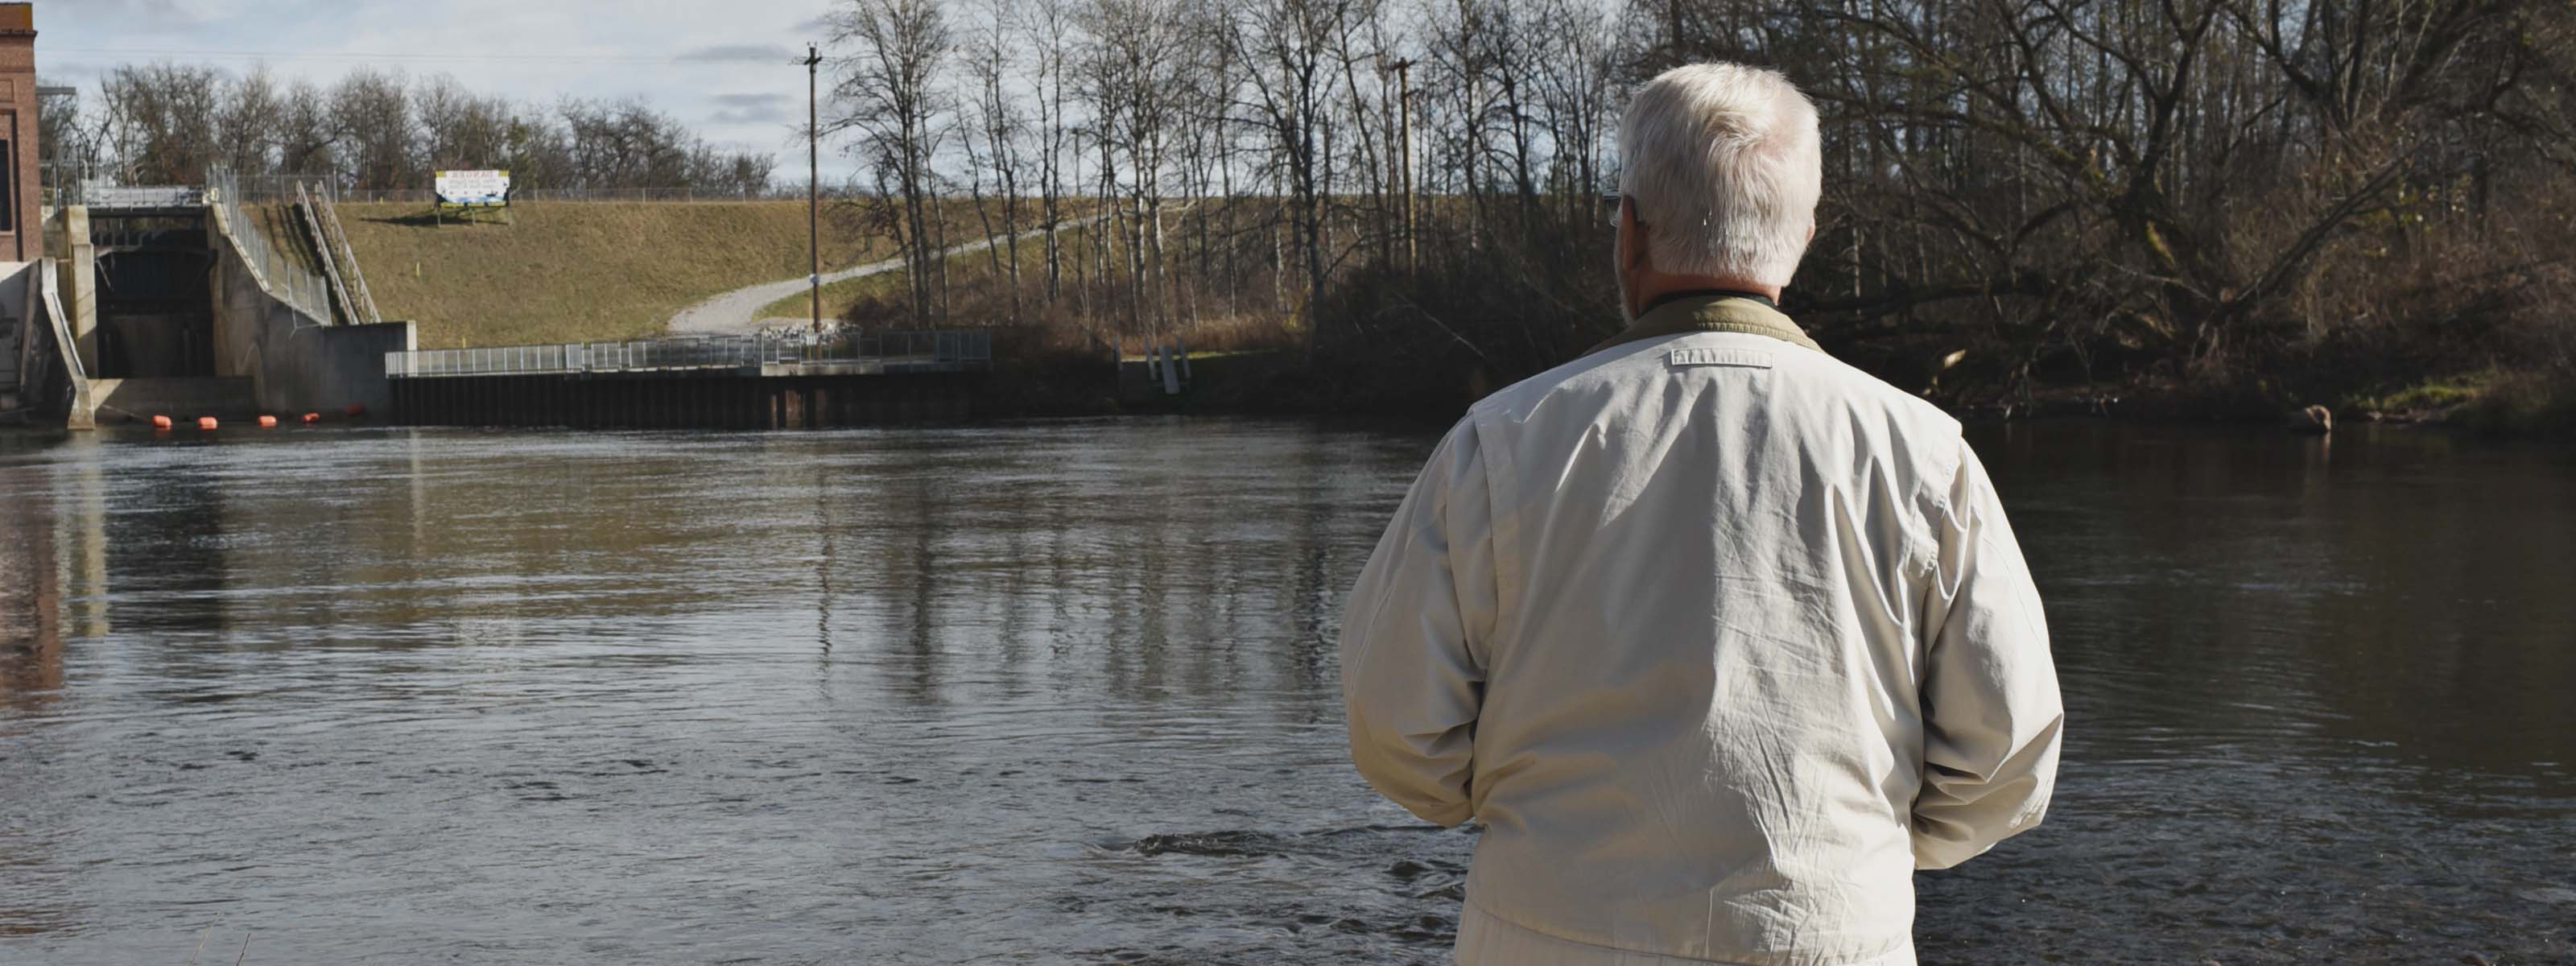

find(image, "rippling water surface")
[1,419,2570,964]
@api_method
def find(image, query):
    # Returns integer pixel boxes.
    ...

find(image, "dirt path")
[667,218,1096,335]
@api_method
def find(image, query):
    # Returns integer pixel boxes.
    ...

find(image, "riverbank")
[276,199,2569,440]
[968,333,2576,441]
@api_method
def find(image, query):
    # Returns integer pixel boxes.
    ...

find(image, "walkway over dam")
[386,329,993,429]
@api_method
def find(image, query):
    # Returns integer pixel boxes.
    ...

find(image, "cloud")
[708,92,795,124]
[40,0,202,36]
[710,105,791,125]
[676,43,798,64]
[37,63,106,84]
[791,14,834,35]
[711,92,789,109]
[59,0,200,24]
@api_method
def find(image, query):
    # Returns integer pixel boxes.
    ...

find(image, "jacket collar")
[1585,293,1823,357]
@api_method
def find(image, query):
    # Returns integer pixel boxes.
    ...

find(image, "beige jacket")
[1341,295,2062,965]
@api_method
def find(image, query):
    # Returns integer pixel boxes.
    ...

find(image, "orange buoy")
[301,412,321,424]
[196,416,219,430]
[151,415,173,430]
[343,402,367,417]
[258,415,279,428]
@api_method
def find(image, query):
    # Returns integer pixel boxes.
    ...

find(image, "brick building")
[0,2,35,262]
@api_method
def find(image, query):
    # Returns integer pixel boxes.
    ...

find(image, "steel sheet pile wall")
[390,372,977,430]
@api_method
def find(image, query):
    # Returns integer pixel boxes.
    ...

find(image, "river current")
[1,419,2570,964]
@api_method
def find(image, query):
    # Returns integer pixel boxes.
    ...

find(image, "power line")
[46,47,806,65]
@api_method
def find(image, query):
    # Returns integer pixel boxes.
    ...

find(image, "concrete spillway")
[10,181,415,428]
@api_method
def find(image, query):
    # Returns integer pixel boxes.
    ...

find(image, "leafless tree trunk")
[831,0,954,327]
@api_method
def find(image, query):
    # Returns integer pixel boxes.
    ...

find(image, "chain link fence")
[207,167,336,325]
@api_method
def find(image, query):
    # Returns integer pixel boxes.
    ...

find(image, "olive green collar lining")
[1585,294,1823,357]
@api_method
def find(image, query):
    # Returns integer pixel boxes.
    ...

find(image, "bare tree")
[277,77,341,177]
[215,67,283,179]
[99,64,225,184]
[331,68,414,191]
[1222,0,1352,349]
[1025,0,1081,304]
[831,0,955,327]
[1081,0,1199,337]
[961,0,1027,322]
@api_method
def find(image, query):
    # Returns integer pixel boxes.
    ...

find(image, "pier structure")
[385,328,993,429]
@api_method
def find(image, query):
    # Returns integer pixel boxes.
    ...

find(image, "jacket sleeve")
[1340,422,1496,828]
[1913,437,2065,869]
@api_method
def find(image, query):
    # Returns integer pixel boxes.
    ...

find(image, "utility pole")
[1389,58,1415,275]
[807,43,824,335]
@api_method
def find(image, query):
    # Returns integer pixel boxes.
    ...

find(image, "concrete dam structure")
[2,179,417,430]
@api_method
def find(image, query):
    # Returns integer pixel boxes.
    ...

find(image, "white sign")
[435,169,511,207]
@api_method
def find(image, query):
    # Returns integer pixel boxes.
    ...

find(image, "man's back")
[1341,298,2062,965]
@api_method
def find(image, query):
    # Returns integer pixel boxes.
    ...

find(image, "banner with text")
[435,170,511,207]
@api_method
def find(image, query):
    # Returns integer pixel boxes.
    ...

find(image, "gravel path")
[667,219,1096,335]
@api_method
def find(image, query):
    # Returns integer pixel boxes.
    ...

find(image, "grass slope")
[753,253,911,321]
[313,202,883,349]
[751,204,1116,322]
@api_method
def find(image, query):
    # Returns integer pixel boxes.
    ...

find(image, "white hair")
[1617,63,1823,288]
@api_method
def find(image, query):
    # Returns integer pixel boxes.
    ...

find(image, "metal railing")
[325,186,774,204]
[208,167,336,325]
[385,329,993,378]
[214,171,341,204]
[76,183,206,208]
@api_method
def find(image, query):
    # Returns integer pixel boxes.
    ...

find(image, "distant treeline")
[40,65,777,197]
[820,0,2574,425]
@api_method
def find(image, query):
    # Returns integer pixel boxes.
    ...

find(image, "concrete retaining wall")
[87,376,258,421]
[0,261,28,407]
[7,258,99,427]
[207,204,414,416]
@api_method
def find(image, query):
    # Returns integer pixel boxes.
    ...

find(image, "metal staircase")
[293,180,382,326]
[316,187,381,325]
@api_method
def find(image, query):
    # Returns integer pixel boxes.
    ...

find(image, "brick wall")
[0,2,37,262]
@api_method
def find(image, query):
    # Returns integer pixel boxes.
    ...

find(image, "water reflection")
[0,419,2566,964]
[1974,423,2576,780]
[1922,423,2576,963]
[0,436,76,939]
[0,475,64,708]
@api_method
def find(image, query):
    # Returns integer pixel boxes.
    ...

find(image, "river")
[1,419,2570,964]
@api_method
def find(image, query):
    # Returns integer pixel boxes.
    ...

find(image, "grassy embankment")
[258,201,886,349]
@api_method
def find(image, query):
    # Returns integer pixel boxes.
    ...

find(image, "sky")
[32,0,857,182]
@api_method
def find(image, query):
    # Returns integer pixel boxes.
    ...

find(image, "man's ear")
[1620,196,1651,273]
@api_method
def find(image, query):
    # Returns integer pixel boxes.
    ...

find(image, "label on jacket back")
[1669,347,1775,369]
